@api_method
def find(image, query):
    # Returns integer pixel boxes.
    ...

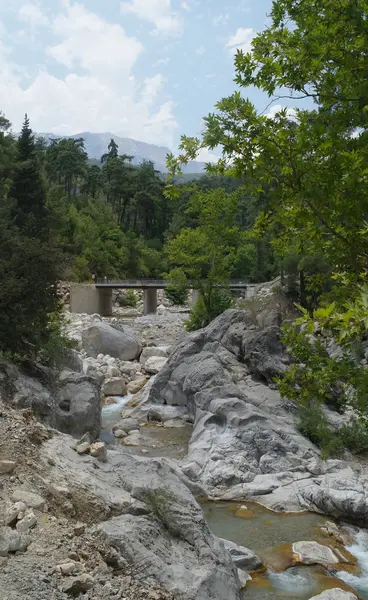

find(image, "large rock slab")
[141,310,317,498]
[308,590,358,600]
[54,371,101,439]
[82,321,141,361]
[0,363,101,440]
[292,541,342,566]
[128,309,368,521]
[39,432,242,600]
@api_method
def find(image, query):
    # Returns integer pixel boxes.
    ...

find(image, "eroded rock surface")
[129,309,368,522]
[0,362,101,439]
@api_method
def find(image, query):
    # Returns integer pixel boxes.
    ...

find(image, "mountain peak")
[36,131,205,174]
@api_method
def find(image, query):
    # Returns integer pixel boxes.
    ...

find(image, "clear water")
[336,530,368,599]
[100,394,132,444]
[201,501,329,553]
[100,393,192,458]
[202,501,364,599]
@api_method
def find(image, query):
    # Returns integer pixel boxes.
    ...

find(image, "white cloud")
[265,104,297,120]
[1,2,178,147]
[154,57,170,66]
[140,73,164,105]
[212,14,229,27]
[120,0,182,36]
[181,1,191,11]
[205,73,216,79]
[18,3,49,26]
[197,147,218,163]
[48,2,142,75]
[195,45,205,56]
[226,27,254,54]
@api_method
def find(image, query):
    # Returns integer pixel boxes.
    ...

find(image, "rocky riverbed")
[1,290,368,599]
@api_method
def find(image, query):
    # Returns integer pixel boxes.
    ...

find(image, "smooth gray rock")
[144,356,168,374]
[112,418,139,434]
[142,310,317,496]
[308,590,358,600]
[12,487,46,510]
[82,321,142,361]
[0,362,101,440]
[40,432,242,600]
[0,361,53,419]
[55,371,101,439]
[16,512,37,533]
[292,541,341,566]
[220,539,263,571]
[140,346,169,365]
[298,470,368,522]
[102,377,127,396]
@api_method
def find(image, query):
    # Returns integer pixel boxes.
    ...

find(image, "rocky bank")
[1,292,367,600]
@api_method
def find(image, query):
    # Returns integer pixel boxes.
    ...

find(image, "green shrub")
[118,290,138,308]
[164,268,189,306]
[339,420,368,454]
[185,290,234,331]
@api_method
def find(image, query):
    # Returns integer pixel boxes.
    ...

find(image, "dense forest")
[0,119,280,286]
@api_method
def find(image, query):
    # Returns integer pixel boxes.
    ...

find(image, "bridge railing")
[95,278,249,287]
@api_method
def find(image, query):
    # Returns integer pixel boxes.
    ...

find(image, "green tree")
[46,137,88,203]
[167,0,368,291]
[1,114,62,358]
[166,188,239,328]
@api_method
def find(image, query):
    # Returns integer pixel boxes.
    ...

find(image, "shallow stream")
[101,396,368,599]
[202,501,368,599]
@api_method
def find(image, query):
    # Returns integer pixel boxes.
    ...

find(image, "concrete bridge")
[70,279,255,316]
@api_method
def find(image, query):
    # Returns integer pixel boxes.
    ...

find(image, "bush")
[339,420,368,454]
[185,290,234,331]
[118,290,138,308]
[163,268,189,306]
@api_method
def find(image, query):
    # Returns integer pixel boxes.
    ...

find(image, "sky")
[0,0,279,158]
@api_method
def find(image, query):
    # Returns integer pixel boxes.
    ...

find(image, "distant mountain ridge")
[36,131,207,174]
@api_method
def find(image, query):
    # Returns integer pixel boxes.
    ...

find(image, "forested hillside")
[0,120,280,285]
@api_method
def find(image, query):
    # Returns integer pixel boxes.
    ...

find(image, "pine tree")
[0,114,62,358]
[9,114,49,236]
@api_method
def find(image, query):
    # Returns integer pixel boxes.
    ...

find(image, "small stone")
[73,523,85,536]
[237,569,251,590]
[63,573,94,595]
[0,527,30,556]
[0,460,16,474]
[113,429,127,439]
[16,512,37,533]
[89,442,107,462]
[76,442,91,455]
[102,377,127,397]
[76,433,92,446]
[163,419,186,428]
[112,418,139,434]
[5,502,27,526]
[12,488,46,510]
[57,562,78,576]
[127,378,147,394]
[104,397,118,406]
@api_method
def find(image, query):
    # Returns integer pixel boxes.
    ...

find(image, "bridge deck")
[95,279,249,290]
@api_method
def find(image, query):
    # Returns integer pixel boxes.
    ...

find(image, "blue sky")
[0,0,281,157]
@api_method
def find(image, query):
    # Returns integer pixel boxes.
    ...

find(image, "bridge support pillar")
[143,288,157,315]
[97,288,113,317]
[191,289,201,307]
